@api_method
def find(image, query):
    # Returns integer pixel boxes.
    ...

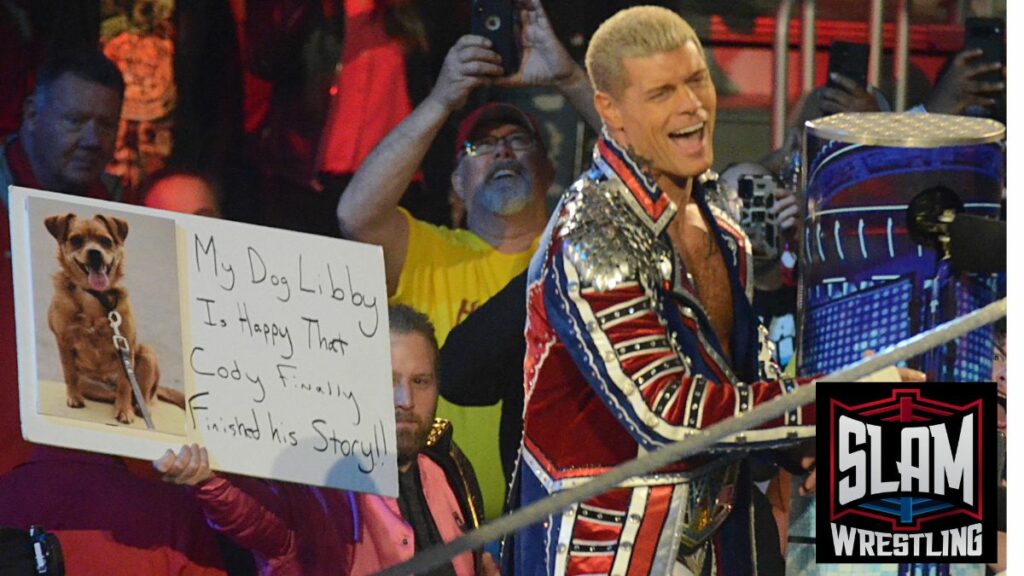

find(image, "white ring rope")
[377,298,1006,576]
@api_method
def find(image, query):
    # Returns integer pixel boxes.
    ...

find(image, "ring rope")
[377,298,1006,576]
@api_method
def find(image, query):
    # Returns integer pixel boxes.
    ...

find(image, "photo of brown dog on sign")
[45,213,184,424]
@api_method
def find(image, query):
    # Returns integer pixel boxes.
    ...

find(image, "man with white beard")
[336,0,598,521]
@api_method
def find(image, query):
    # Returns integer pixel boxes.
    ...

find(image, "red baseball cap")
[454,102,545,159]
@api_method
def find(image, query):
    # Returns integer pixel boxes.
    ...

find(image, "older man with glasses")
[336,0,598,521]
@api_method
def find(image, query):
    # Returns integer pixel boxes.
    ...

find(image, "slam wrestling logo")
[816,383,996,563]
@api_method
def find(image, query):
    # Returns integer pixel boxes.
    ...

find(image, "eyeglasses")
[462,132,536,157]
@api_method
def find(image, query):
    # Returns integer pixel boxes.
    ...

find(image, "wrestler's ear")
[594,91,623,132]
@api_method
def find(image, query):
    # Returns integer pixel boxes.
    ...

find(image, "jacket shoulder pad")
[557,177,673,292]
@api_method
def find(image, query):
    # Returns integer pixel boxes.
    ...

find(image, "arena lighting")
[376,299,1006,576]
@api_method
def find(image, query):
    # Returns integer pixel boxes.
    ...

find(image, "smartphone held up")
[471,0,519,75]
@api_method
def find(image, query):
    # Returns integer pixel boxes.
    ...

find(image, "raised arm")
[925,48,1004,115]
[336,35,503,295]
[500,0,601,131]
[154,445,300,571]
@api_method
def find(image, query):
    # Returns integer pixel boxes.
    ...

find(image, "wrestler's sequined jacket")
[506,136,816,576]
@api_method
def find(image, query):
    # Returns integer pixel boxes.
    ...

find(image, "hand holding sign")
[154,444,214,486]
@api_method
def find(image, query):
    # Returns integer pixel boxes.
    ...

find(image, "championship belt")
[677,459,740,554]
[798,113,1004,381]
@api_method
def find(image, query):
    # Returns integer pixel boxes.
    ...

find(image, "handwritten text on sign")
[185,221,396,497]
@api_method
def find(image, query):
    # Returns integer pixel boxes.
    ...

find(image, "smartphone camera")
[471,0,519,75]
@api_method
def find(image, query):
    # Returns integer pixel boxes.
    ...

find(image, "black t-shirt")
[397,461,459,576]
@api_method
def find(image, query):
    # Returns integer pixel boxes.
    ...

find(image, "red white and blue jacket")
[506,135,816,575]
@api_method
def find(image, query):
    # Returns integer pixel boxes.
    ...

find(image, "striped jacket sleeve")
[543,245,815,451]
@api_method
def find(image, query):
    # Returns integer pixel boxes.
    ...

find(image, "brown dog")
[45,213,182,424]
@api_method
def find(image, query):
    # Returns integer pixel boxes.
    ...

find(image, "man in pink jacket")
[155,305,496,575]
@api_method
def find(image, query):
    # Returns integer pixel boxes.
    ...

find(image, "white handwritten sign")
[183,217,395,495]
[10,186,397,497]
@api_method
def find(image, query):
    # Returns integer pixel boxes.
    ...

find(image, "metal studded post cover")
[558,177,674,292]
[800,109,1004,382]
[806,112,1005,148]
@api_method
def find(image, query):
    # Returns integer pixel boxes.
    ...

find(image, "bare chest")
[667,205,735,361]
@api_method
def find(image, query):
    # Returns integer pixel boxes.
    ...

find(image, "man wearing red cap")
[337,0,598,520]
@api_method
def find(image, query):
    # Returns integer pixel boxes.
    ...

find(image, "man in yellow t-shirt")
[393,204,540,344]
[336,0,600,520]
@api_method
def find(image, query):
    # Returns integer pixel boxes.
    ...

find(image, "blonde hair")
[585,6,703,97]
